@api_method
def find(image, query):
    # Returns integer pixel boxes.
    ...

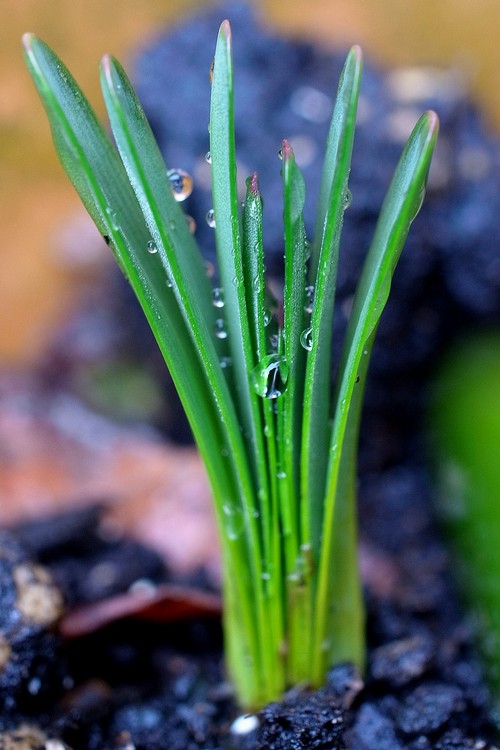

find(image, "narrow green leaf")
[210,22,268,502]
[312,110,439,682]
[281,140,308,504]
[301,47,362,551]
[242,175,278,556]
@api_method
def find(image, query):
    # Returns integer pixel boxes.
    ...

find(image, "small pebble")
[370,634,435,686]
[396,683,464,736]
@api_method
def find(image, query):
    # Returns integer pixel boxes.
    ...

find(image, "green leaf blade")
[301,46,362,552]
[312,109,439,683]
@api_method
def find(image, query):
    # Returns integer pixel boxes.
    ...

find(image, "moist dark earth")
[3,2,500,748]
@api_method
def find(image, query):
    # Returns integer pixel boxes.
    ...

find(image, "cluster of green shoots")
[23,21,438,709]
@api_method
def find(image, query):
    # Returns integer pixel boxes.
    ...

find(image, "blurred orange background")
[1,0,499,364]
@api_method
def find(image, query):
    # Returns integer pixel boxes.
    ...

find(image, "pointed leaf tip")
[22,32,35,51]
[250,172,259,196]
[351,45,363,64]
[220,19,231,38]
[281,139,293,161]
[425,109,439,133]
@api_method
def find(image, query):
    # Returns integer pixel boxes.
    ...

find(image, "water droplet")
[220,356,232,369]
[147,240,157,254]
[410,183,426,223]
[222,504,244,541]
[343,188,352,210]
[167,168,193,202]
[106,206,119,231]
[261,572,271,581]
[304,284,315,314]
[269,333,279,351]
[277,470,287,479]
[263,423,271,437]
[205,151,212,164]
[278,148,283,160]
[185,215,196,234]
[252,354,289,400]
[215,318,228,340]
[230,714,259,735]
[300,326,313,351]
[253,274,261,292]
[263,309,272,327]
[232,276,239,287]
[206,209,216,228]
[165,275,173,288]
[212,287,224,308]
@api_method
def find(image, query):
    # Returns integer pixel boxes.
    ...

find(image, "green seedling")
[23,21,438,709]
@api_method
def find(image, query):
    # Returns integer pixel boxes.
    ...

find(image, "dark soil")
[2,2,500,748]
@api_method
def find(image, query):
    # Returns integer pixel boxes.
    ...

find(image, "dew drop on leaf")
[344,188,352,210]
[222,504,244,541]
[205,151,212,164]
[167,169,193,202]
[410,183,426,223]
[277,148,283,160]
[263,309,272,327]
[215,318,228,340]
[206,209,216,228]
[252,354,289,399]
[147,240,157,254]
[300,326,313,351]
[185,215,196,234]
[304,284,315,314]
[212,287,225,308]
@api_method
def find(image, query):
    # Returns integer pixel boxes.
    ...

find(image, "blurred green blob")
[431,331,500,705]
[77,361,165,424]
